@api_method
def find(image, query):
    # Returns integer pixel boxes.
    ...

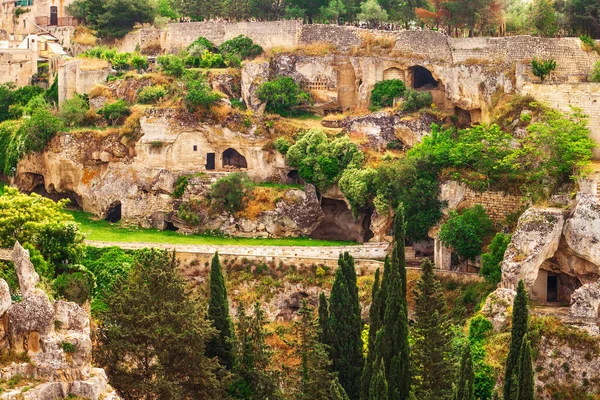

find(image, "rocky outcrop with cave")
[0,243,119,399]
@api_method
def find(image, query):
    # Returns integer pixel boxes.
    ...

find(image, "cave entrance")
[287,170,302,185]
[547,275,558,302]
[105,201,122,223]
[311,197,369,243]
[206,153,215,170]
[222,148,247,169]
[411,66,438,90]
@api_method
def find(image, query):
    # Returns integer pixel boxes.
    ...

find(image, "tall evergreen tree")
[369,358,389,400]
[318,291,329,343]
[412,258,453,400]
[361,268,382,400]
[378,204,410,400]
[327,252,364,400]
[516,335,534,400]
[295,300,350,400]
[206,252,235,369]
[231,302,281,400]
[454,345,475,400]
[503,280,529,400]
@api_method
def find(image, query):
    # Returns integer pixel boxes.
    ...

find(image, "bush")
[590,60,600,82]
[273,137,292,154]
[480,233,511,285]
[99,100,131,125]
[184,72,221,111]
[256,76,311,116]
[531,57,557,82]
[210,172,254,213]
[370,79,406,110]
[137,85,166,104]
[53,271,93,305]
[219,35,263,60]
[157,55,185,78]
[59,95,89,127]
[401,89,433,112]
[199,50,225,68]
[580,34,598,51]
[130,52,149,71]
[438,205,494,265]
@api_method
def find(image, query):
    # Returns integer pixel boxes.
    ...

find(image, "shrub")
[580,34,598,51]
[59,95,89,127]
[137,85,166,104]
[172,175,191,198]
[184,72,221,111]
[210,172,254,213]
[61,342,77,353]
[199,50,225,68]
[370,79,406,110]
[480,233,511,285]
[224,54,242,68]
[401,89,433,112]
[157,55,185,78]
[130,52,149,71]
[219,35,263,60]
[273,137,292,154]
[590,60,600,82]
[531,57,557,82]
[99,100,131,125]
[187,36,218,55]
[256,76,310,116]
[53,272,93,305]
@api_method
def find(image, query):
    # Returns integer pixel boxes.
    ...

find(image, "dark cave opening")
[223,148,248,169]
[412,66,438,90]
[311,197,372,243]
[105,201,122,223]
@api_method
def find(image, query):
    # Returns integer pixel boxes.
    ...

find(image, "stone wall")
[522,83,600,159]
[57,58,110,106]
[461,188,526,222]
[0,48,36,87]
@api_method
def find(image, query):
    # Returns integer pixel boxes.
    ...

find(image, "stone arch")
[222,148,248,169]
[383,67,404,81]
[410,66,438,89]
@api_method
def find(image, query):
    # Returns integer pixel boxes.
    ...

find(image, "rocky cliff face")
[0,243,119,400]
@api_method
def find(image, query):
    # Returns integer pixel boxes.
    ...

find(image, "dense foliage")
[503,280,529,400]
[369,79,406,110]
[209,172,254,213]
[257,76,311,116]
[219,35,264,60]
[590,60,600,82]
[480,233,511,285]
[531,58,557,82]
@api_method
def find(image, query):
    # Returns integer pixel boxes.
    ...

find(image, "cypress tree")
[318,291,329,343]
[516,335,534,400]
[206,252,235,369]
[361,268,382,400]
[392,204,408,303]
[369,358,389,400]
[328,252,364,400]
[503,280,529,400]
[454,345,475,400]
[412,258,453,400]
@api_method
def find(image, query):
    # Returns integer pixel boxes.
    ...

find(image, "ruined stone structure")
[0,47,36,86]
[0,242,119,399]
[0,0,77,38]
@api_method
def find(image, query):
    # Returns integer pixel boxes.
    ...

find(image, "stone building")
[0,0,77,38]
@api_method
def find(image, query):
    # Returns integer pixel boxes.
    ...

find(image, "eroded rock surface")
[563,194,600,266]
[481,288,516,331]
[570,281,600,320]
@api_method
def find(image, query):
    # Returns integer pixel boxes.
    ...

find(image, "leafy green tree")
[515,334,534,400]
[220,35,263,59]
[454,345,475,400]
[503,280,529,400]
[468,315,495,400]
[69,0,156,38]
[321,0,347,23]
[480,233,511,285]
[210,172,254,213]
[287,0,327,23]
[412,258,453,400]
[0,84,44,123]
[257,76,311,116]
[157,54,186,77]
[370,80,406,110]
[287,129,364,191]
[207,252,235,369]
[326,252,364,400]
[184,71,221,111]
[157,0,180,19]
[295,300,350,400]
[20,98,63,152]
[59,95,90,127]
[99,100,131,125]
[357,0,388,26]
[369,358,388,400]
[531,58,557,82]
[438,205,494,268]
[96,249,224,399]
[590,61,600,82]
[566,0,600,38]
[231,302,281,399]
[401,89,433,112]
[361,268,382,400]
[531,0,558,36]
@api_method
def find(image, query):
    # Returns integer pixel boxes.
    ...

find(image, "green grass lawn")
[68,210,356,247]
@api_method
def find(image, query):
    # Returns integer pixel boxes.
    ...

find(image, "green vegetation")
[0,84,44,122]
[157,54,186,77]
[590,60,600,82]
[81,47,148,71]
[59,95,91,127]
[369,79,406,110]
[257,76,311,116]
[401,90,433,112]
[273,137,293,154]
[98,100,131,125]
[480,233,511,285]
[184,71,222,111]
[454,344,475,400]
[68,209,354,246]
[468,315,496,400]
[531,58,557,82]
[438,205,494,267]
[137,85,167,104]
[220,35,263,60]
[503,280,529,400]
[210,172,254,213]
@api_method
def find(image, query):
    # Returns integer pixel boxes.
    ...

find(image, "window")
[193,145,197,151]
[15,0,34,6]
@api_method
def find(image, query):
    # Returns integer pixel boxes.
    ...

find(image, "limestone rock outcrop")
[241,61,270,112]
[501,207,565,289]
[569,281,600,320]
[563,194,600,266]
[481,288,516,331]
[0,243,121,400]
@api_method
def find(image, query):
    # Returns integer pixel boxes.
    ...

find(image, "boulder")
[7,289,54,342]
[0,279,12,316]
[481,288,516,331]
[501,207,565,290]
[241,61,270,112]
[54,301,91,336]
[563,193,600,266]
[569,280,600,320]
[11,242,40,296]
